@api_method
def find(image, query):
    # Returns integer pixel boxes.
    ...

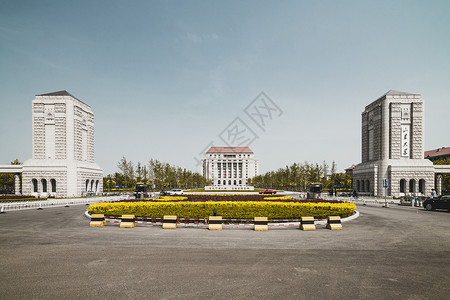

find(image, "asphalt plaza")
[1,202,450,299]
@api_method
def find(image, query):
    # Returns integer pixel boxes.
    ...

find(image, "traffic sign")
[382,179,389,188]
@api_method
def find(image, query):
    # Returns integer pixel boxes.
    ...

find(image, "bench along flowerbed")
[88,201,356,219]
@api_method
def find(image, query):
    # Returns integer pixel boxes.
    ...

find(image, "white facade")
[202,147,258,190]
[21,91,103,197]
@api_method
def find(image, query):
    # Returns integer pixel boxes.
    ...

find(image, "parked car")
[259,189,277,195]
[423,195,450,211]
[167,189,184,196]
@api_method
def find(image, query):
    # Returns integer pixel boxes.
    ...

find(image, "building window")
[356,180,360,192]
[419,179,425,194]
[95,180,99,192]
[32,179,38,193]
[239,180,242,185]
[90,180,94,191]
[229,180,231,185]
[361,180,365,192]
[366,180,370,194]
[86,179,89,192]
[400,179,406,193]
[42,179,47,193]
[51,179,56,193]
[409,179,415,193]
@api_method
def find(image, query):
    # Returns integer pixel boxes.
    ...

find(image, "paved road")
[1,203,449,299]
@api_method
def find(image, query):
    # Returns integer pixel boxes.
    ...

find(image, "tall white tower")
[353,90,434,197]
[22,91,103,197]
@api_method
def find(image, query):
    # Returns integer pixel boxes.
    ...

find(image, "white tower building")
[353,90,435,197]
[202,147,258,190]
[21,91,103,197]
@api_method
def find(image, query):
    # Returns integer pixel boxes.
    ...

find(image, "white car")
[168,189,183,195]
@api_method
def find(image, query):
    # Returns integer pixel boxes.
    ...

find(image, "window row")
[32,178,56,193]
[214,180,243,185]
[85,179,100,192]
[355,179,427,194]
[399,179,426,194]
[355,180,370,193]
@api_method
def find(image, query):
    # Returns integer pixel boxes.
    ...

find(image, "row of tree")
[248,161,352,191]
[103,157,210,191]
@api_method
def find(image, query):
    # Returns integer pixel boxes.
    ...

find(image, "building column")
[436,174,443,196]
[14,174,21,195]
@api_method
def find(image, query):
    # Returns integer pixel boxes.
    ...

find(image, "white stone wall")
[78,171,103,195]
[32,102,45,159]
[389,165,434,196]
[22,169,68,198]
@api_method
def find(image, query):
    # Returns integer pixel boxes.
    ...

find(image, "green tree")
[117,157,134,191]
[0,159,21,194]
[433,158,450,193]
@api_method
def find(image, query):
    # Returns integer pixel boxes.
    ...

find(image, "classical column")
[14,174,21,195]
[436,174,443,196]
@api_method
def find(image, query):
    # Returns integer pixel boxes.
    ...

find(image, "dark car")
[423,195,450,211]
[259,189,277,195]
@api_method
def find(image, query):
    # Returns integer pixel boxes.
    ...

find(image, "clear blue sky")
[1,0,449,175]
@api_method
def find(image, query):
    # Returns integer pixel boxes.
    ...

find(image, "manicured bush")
[88,201,356,219]
[0,197,45,202]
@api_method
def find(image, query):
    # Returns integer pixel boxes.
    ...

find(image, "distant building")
[0,91,103,197]
[202,147,258,190]
[345,164,359,177]
[425,147,450,162]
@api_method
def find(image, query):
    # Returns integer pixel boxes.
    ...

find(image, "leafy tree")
[104,157,208,192]
[117,157,135,191]
[433,158,450,193]
[251,161,348,192]
[0,159,21,194]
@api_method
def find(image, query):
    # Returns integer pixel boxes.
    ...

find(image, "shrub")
[88,201,356,219]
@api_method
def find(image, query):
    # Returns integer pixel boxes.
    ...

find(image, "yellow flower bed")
[89,201,356,219]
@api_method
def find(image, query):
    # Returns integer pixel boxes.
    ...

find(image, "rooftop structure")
[425,147,450,162]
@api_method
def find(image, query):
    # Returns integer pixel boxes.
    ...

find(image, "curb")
[85,210,360,227]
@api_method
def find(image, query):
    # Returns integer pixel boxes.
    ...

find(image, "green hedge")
[0,198,46,202]
[88,201,356,219]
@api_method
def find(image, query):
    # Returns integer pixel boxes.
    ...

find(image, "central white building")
[202,147,258,190]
